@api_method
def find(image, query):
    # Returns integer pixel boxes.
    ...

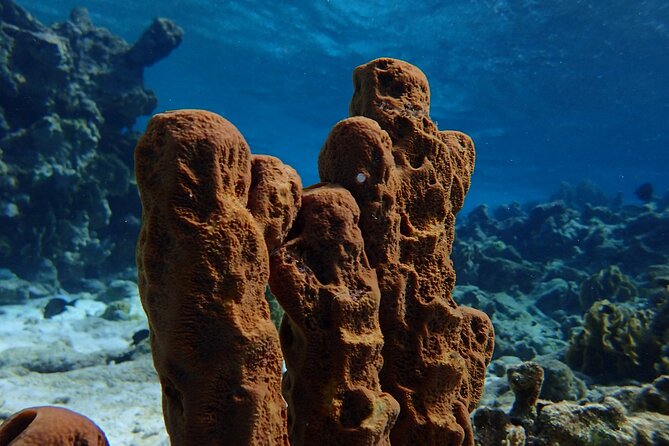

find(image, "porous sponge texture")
[320,58,494,445]
[135,110,298,445]
[269,184,399,445]
[0,406,108,446]
[133,58,493,446]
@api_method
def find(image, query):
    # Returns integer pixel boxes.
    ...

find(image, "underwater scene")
[0,0,668,444]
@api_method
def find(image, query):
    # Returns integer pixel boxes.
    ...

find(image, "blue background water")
[18,0,669,210]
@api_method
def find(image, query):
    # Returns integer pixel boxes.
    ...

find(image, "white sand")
[0,292,168,445]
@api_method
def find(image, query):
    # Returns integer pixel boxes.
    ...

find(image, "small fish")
[43,297,77,319]
[634,182,654,203]
[132,328,150,345]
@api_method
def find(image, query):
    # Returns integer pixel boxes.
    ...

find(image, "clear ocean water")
[19,0,669,209]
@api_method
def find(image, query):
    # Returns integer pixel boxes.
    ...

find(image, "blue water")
[19,0,669,210]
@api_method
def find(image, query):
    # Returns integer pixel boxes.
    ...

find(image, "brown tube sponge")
[0,406,108,445]
[249,154,303,253]
[135,110,297,445]
[319,58,495,445]
[269,184,400,446]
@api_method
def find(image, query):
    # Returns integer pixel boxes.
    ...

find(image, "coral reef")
[452,181,669,365]
[0,0,182,289]
[454,184,669,291]
[0,406,108,445]
[318,58,495,444]
[450,182,669,442]
[474,363,669,445]
[135,110,296,445]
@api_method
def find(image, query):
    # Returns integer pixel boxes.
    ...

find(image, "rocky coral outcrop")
[532,397,639,445]
[507,361,543,422]
[452,182,669,441]
[534,357,586,403]
[0,0,182,289]
[452,181,669,381]
[475,363,669,446]
[454,183,669,296]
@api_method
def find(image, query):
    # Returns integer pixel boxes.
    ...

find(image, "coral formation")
[533,397,638,445]
[450,183,669,443]
[507,361,543,421]
[0,406,108,445]
[451,181,669,366]
[473,407,526,446]
[474,363,669,446]
[0,0,182,289]
[566,299,662,383]
[135,110,296,445]
[578,265,638,311]
[534,357,586,402]
[319,58,494,445]
[634,375,669,415]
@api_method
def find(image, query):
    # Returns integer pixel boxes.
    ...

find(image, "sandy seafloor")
[0,289,169,445]
[0,283,511,445]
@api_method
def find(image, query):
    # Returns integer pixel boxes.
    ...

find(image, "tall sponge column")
[319,58,495,445]
[135,110,296,445]
[269,184,400,446]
